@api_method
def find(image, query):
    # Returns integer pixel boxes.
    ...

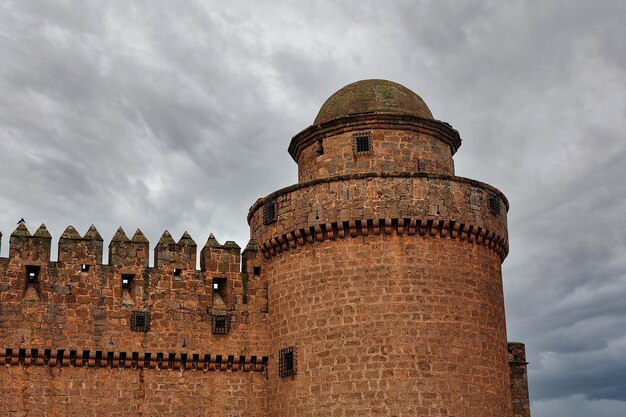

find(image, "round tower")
[248,80,512,417]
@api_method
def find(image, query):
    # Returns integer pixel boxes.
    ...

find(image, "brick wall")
[0,366,266,416]
[0,226,270,416]
[289,114,461,184]
[249,172,509,262]
[249,169,514,416]
[297,127,455,183]
[260,235,513,416]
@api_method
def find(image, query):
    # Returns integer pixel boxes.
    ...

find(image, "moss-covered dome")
[314,79,433,124]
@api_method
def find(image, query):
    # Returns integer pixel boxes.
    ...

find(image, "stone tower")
[0,79,529,417]
[248,79,527,416]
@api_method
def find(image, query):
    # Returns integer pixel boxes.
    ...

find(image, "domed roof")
[314,79,433,124]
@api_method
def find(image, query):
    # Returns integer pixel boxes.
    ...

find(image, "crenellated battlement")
[0,223,250,274]
[59,225,104,265]
[108,227,150,268]
[154,230,197,270]
[0,222,268,356]
[9,223,52,263]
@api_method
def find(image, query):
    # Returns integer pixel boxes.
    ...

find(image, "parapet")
[154,230,197,270]
[0,222,269,353]
[0,223,246,272]
[9,223,52,263]
[59,225,104,264]
[108,227,149,268]
[200,234,241,274]
[0,223,255,303]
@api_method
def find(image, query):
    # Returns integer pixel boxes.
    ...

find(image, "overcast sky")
[1,1,625,415]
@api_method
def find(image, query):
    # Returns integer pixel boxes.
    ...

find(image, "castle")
[0,80,530,416]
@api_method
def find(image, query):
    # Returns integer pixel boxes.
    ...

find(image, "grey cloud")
[535,395,626,417]
[0,2,625,416]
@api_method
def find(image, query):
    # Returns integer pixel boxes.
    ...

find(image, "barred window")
[353,132,372,154]
[488,195,501,216]
[212,314,231,335]
[263,200,277,225]
[130,311,150,332]
[279,346,297,378]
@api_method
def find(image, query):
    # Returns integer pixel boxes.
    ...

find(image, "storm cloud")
[1,1,625,415]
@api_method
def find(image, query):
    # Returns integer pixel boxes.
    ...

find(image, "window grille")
[489,195,501,215]
[279,346,297,378]
[353,132,372,154]
[212,314,231,335]
[263,200,277,225]
[130,311,150,332]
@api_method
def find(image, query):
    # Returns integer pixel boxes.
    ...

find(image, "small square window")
[81,264,90,272]
[489,195,501,216]
[279,346,297,378]
[211,314,231,335]
[130,311,150,332]
[213,277,226,292]
[212,277,227,301]
[263,200,277,225]
[121,274,134,290]
[253,266,261,276]
[26,266,40,284]
[173,268,182,278]
[316,140,324,156]
[356,136,369,152]
[354,132,372,154]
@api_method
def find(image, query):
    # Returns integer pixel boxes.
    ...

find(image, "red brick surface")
[1,366,266,416]
[261,237,512,416]
[0,227,270,416]
[296,127,455,182]
[248,172,509,262]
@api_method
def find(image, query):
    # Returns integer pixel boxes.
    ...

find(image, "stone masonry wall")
[249,170,513,416]
[261,235,513,417]
[249,172,509,262]
[1,366,266,416]
[296,127,455,183]
[0,225,269,416]
[508,342,531,417]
